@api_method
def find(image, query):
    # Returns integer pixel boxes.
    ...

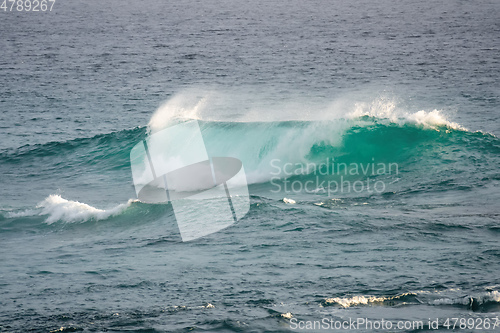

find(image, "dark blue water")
[1,0,499,332]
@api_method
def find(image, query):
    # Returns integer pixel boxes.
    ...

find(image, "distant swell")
[0,126,146,164]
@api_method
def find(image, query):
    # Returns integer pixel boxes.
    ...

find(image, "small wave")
[322,292,418,308]
[0,126,145,162]
[406,110,465,130]
[5,209,39,218]
[321,290,500,311]
[431,290,500,310]
[347,98,467,131]
[1,196,178,233]
[36,195,135,224]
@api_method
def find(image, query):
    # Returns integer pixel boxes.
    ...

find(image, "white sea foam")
[489,290,500,302]
[37,195,134,224]
[347,97,466,130]
[324,295,387,308]
[406,110,465,130]
[331,290,500,309]
[323,290,500,309]
[323,293,417,308]
[348,97,399,122]
[147,88,468,131]
[147,89,210,134]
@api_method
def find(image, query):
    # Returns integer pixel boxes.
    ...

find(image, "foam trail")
[37,195,134,224]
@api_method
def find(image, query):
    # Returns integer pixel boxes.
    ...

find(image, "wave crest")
[322,292,418,308]
[37,195,134,224]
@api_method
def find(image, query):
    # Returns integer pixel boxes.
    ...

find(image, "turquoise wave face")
[1,117,498,228]
[1,118,497,184]
[2,119,498,174]
[1,118,499,185]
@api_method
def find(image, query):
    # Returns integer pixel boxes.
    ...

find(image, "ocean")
[1,0,499,332]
